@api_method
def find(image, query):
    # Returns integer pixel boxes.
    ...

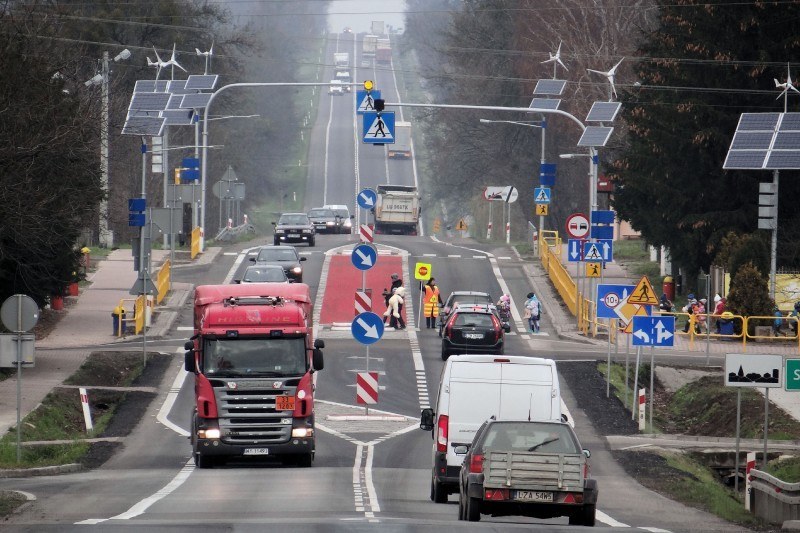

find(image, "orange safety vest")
[424,285,440,317]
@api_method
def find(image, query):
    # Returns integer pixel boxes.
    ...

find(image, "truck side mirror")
[420,408,434,431]
[300,257,307,262]
[314,338,325,349]
[312,349,324,371]
[583,449,591,459]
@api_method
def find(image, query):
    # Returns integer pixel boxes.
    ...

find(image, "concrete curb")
[0,463,82,478]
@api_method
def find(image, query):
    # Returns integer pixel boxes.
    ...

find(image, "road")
[0,32,743,533]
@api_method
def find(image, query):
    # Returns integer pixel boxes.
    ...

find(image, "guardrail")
[156,259,170,304]
[749,468,800,525]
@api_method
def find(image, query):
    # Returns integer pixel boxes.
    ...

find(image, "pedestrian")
[496,294,511,323]
[790,302,800,336]
[384,286,406,329]
[382,273,404,323]
[659,293,673,314]
[423,278,441,329]
[696,298,708,333]
[525,292,541,333]
[681,294,700,334]
[713,294,726,333]
[773,306,784,337]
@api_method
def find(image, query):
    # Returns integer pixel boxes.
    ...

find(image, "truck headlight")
[292,267,303,274]
[291,428,313,438]
[198,428,221,439]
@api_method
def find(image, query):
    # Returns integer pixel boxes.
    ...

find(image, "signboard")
[631,316,675,347]
[362,111,395,144]
[567,239,586,262]
[583,240,613,263]
[415,262,432,281]
[534,187,551,204]
[786,359,800,391]
[351,312,385,345]
[539,162,556,187]
[356,372,379,404]
[483,186,519,203]
[456,219,468,231]
[351,243,378,271]
[356,89,381,114]
[725,353,782,388]
[359,224,374,243]
[355,290,372,316]
[565,213,590,239]
[357,188,378,209]
[591,209,615,240]
[586,262,601,277]
[596,283,651,332]
[628,276,659,306]
[536,204,549,216]
[433,218,441,232]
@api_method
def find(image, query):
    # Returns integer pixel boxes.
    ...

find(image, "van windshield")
[204,337,307,377]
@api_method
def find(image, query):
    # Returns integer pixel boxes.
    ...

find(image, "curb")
[0,463,82,478]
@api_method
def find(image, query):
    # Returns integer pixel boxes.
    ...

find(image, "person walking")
[384,286,406,329]
[423,278,441,329]
[525,292,542,333]
[382,273,404,324]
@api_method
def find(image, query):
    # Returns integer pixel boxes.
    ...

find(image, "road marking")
[176,326,193,331]
[640,528,672,533]
[222,252,238,256]
[223,245,260,284]
[447,254,461,258]
[620,443,653,451]
[155,351,190,437]
[596,510,630,527]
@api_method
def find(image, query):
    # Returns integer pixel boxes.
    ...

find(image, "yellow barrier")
[134,295,145,334]
[156,259,171,304]
[742,315,800,351]
[191,227,201,259]
[539,231,578,315]
[114,298,140,336]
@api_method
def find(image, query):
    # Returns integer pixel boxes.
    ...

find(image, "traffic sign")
[539,162,556,187]
[355,290,372,316]
[596,284,633,318]
[536,204,549,216]
[359,224,374,243]
[586,262,601,277]
[591,209,614,240]
[628,276,659,306]
[483,186,518,203]
[356,89,381,115]
[357,188,378,209]
[1,295,39,333]
[786,359,800,391]
[583,239,613,263]
[351,243,378,271]
[356,371,379,404]
[567,239,586,262]
[592,210,614,224]
[456,219,468,231]
[725,353,782,388]
[565,213,590,239]
[534,187,551,204]
[362,111,395,144]
[631,316,675,346]
[351,312,385,345]
[415,262,432,281]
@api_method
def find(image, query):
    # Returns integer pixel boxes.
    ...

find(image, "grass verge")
[0,490,28,518]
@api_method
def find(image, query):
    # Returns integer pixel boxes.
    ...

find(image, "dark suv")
[441,305,509,360]
[307,208,340,234]
[273,213,315,246]
[439,291,494,336]
[250,245,307,283]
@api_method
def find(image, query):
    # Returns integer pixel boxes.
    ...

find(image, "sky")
[326,0,407,34]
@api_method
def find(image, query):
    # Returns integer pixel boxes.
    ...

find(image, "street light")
[85,48,131,248]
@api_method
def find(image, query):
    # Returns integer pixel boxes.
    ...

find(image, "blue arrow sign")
[534,187,551,204]
[356,90,381,115]
[357,188,378,210]
[632,316,675,347]
[351,311,385,345]
[583,239,613,262]
[568,239,586,262]
[596,284,634,319]
[351,243,378,271]
[363,111,395,144]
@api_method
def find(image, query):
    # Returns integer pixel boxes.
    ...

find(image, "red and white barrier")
[638,388,646,431]
[355,290,372,316]
[80,387,93,432]
[356,372,379,405]
[745,451,756,510]
[486,222,492,239]
[359,224,374,243]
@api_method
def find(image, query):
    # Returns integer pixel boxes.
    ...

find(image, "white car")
[335,71,352,92]
[328,80,343,95]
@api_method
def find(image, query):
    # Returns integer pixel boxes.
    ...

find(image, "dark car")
[234,265,289,284]
[441,305,509,360]
[307,208,340,234]
[439,291,494,336]
[457,419,596,525]
[324,204,354,234]
[273,213,315,246]
[250,246,307,282]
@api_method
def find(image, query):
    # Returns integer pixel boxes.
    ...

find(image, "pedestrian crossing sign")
[536,204,549,216]
[628,275,659,305]
[534,187,551,204]
[456,219,468,231]
[362,111,395,144]
[356,89,381,115]
[583,243,603,261]
[586,262,601,278]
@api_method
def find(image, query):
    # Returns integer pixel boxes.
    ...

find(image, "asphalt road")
[0,32,745,533]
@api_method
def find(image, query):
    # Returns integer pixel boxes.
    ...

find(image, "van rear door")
[498,361,558,421]
[447,361,501,449]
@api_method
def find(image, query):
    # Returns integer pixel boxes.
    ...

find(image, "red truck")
[185,283,324,468]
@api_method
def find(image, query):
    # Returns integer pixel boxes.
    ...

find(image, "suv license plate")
[243,448,269,456]
[514,490,553,502]
[464,333,483,339]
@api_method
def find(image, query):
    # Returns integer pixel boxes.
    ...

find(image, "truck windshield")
[203,337,307,377]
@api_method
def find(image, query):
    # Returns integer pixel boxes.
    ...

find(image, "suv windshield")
[257,248,298,262]
[308,209,335,218]
[203,337,307,377]
[279,214,309,225]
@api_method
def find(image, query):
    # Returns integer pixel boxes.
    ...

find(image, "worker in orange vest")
[423,278,441,329]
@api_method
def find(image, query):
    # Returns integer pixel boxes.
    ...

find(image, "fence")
[749,468,800,525]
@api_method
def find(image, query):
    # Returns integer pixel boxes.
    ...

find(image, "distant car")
[307,207,341,234]
[335,71,352,92]
[328,80,344,95]
[234,265,289,284]
[323,204,353,234]
[250,245,307,283]
[272,213,315,246]
[343,26,353,34]
[361,58,371,68]
[441,305,509,360]
[439,291,494,335]
[457,419,596,524]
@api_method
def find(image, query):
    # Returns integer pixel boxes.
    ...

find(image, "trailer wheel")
[465,495,481,521]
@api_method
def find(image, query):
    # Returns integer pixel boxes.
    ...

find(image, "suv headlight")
[344,219,352,227]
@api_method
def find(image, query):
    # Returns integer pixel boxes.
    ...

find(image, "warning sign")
[536,204,549,216]
[415,262,432,281]
[586,262,601,278]
[628,276,659,306]
[456,219,468,231]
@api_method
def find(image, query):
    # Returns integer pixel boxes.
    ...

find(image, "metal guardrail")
[749,468,800,524]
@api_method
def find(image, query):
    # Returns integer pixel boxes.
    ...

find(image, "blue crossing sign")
[534,187,551,204]
[567,239,586,262]
[351,243,378,271]
[351,312,385,345]
[632,316,675,347]
[356,90,382,115]
[583,239,613,263]
[357,188,378,210]
[363,111,395,144]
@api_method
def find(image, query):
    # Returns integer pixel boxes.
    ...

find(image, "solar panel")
[180,93,212,109]
[167,79,193,94]
[577,126,613,147]
[529,98,560,110]
[586,101,621,122]
[778,113,800,131]
[185,74,219,91]
[134,80,169,93]
[773,131,800,149]
[166,94,185,110]
[738,113,780,131]
[767,151,800,169]
[129,92,171,112]
[161,109,194,126]
[533,79,566,96]
[730,132,773,150]
[122,116,166,136]
[723,150,767,169]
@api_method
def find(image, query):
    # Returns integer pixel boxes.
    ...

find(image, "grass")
[614,239,650,260]
[766,456,800,483]
[598,361,650,424]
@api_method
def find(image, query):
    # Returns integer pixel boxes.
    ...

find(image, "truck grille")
[210,377,300,445]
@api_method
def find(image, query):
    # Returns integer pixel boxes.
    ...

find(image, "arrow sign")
[351,243,377,270]
[633,329,650,344]
[632,316,675,346]
[600,239,613,262]
[357,188,377,209]
[568,239,585,262]
[351,312,385,345]
[654,319,674,345]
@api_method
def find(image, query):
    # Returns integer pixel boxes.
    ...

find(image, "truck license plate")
[275,396,295,410]
[514,490,554,502]
[464,333,483,339]
[243,448,269,456]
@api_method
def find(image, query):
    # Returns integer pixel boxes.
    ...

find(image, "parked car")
[323,204,354,234]
[307,207,341,234]
[250,245,307,283]
[457,419,597,525]
[234,265,289,284]
[273,213,315,246]
[439,291,494,336]
[441,305,509,360]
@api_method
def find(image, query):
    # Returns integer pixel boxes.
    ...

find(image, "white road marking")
[620,443,653,451]
[176,326,193,331]
[596,510,630,527]
[640,528,672,533]
[222,252,238,256]
[156,352,190,437]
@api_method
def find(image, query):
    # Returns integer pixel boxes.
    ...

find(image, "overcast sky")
[327,0,407,33]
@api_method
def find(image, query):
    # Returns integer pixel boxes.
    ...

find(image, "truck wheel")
[295,453,313,468]
[195,453,214,469]
[273,237,280,246]
[431,476,448,503]
[465,496,481,521]
[580,504,596,526]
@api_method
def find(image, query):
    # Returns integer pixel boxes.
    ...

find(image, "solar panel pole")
[770,169,779,299]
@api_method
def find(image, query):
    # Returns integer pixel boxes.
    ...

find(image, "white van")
[419,354,563,503]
